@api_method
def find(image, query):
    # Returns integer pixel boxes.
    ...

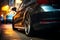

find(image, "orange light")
[1,14,3,17]
[1,5,9,11]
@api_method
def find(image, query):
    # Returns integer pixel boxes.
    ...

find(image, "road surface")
[0,24,59,40]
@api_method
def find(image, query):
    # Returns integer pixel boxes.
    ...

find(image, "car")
[6,14,13,23]
[6,7,16,23]
[12,0,60,36]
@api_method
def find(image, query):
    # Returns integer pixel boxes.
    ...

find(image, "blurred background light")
[16,0,22,4]
[1,5,9,11]
[41,5,55,12]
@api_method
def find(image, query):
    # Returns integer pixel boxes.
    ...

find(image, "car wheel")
[24,13,33,36]
[12,19,17,30]
[12,23,16,30]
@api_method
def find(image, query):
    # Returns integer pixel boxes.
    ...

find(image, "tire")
[24,13,34,36]
[12,19,17,30]
[12,23,16,30]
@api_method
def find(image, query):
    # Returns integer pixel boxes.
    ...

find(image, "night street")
[0,0,60,40]
[0,24,45,40]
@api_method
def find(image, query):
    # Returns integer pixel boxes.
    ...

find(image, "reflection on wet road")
[0,24,21,40]
[0,24,44,40]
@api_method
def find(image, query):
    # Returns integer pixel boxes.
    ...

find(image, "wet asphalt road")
[0,24,46,40]
[0,24,60,40]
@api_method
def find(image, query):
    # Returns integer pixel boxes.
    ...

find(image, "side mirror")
[12,7,16,12]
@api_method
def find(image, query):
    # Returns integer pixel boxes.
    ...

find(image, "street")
[0,24,46,40]
[0,0,60,40]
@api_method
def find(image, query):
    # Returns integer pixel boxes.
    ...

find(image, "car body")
[12,0,60,36]
[12,4,60,36]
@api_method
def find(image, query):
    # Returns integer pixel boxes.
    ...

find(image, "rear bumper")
[33,22,60,31]
[31,12,60,31]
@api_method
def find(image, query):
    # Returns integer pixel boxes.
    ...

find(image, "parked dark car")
[12,0,60,36]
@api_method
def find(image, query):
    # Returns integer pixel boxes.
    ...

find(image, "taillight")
[37,0,48,4]
[40,20,57,24]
